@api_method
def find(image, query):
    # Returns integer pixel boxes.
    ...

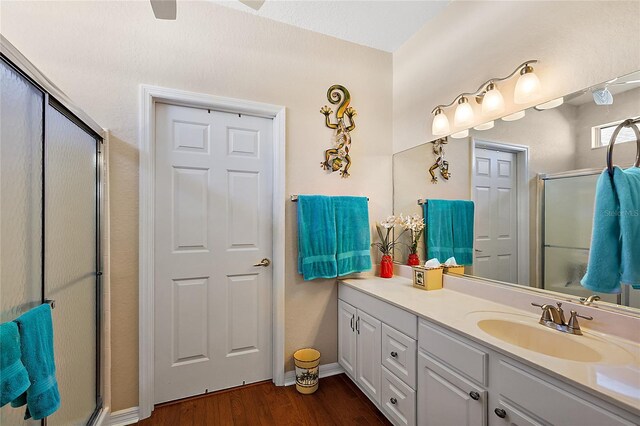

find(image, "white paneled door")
[473,147,518,283]
[154,103,273,404]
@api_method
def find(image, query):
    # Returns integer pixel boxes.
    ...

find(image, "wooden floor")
[137,374,391,426]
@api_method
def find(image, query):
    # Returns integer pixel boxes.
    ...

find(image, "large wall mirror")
[393,70,640,313]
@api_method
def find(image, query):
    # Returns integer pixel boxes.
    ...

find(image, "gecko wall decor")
[429,137,451,183]
[320,85,356,178]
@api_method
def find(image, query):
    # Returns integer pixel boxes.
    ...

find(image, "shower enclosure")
[1,38,103,425]
[540,170,639,309]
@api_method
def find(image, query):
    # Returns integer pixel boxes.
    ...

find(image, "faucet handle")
[567,310,593,335]
[531,302,553,323]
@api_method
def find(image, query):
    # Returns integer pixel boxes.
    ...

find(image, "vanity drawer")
[382,323,416,389]
[418,319,488,386]
[496,359,637,426]
[381,366,416,426]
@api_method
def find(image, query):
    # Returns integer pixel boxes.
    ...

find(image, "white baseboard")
[110,406,140,426]
[284,362,345,386]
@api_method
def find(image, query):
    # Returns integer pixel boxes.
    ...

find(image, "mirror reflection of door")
[472,147,518,283]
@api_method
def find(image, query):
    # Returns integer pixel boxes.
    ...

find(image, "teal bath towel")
[425,200,454,262]
[581,167,640,293]
[297,195,338,280]
[452,200,475,266]
[335,196,372,276]
[11,304,60,420]
[0,322,30,407]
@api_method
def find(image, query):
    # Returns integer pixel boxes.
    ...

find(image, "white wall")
[394,0,640,154]
[0,0,393,411]
[575,87,640,169]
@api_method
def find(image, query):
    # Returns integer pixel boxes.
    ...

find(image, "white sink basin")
[466,311,636,364]
[477,318,602,362]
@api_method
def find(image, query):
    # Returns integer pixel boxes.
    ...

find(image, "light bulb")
[451,129,469,139]
[535,97,564,110]
[481,83,505,115]
[474,121,494,131]
[454,97,474,127]
[514,64,542,104]
[431,108,450,136]
[502,110,526,121]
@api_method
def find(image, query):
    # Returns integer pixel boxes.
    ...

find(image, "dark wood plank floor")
[137,374,391,426]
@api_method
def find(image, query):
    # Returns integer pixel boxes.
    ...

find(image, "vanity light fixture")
[429,60,540,137]
[481,83,505,115]
[474,121,495,131]
[450,129,469,139]
[502,110,526,121]
[454,97,474,127]
[431,107,450,136]
[514,63,542,104]
[535,97,564,111]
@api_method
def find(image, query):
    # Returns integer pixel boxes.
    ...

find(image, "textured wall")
[1,1,393,410]
[393,0,640,153]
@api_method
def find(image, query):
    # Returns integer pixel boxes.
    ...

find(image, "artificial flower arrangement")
[371,215,406,278]
[401,214,426,266]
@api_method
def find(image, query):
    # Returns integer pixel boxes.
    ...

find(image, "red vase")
[380,255,394,278]
[407,253,420,266]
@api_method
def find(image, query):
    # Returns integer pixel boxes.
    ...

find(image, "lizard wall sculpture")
[320,85,356,178]
[429,137,451,183]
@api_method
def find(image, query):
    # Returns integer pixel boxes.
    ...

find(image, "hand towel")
[581,167,640,293]
[297,195,338,280]
[424,200,454,263]
[451,200,475,265]
[334,196,372,276]
[616,167,640,289]
[11,304,60,420]
[0,322,30,407]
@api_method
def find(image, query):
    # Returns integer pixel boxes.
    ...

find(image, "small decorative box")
[412,266,443,291]
[444,265,465,275]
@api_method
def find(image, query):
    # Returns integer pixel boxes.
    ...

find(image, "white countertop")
[340,276,640,415]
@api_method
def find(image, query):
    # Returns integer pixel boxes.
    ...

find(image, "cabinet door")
[418,352,487,426]
[356,309,382,404]
[338,300,357,378]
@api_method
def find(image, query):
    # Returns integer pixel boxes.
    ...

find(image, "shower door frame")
[538,167,627,305]
[1,36,108,425]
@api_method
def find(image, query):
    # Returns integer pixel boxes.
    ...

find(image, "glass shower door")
[543,173,618,303]
[0,54,44,426]
[44,103,100,425]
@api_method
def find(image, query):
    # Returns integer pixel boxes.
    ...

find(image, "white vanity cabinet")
[418,318,639,426]
[338,284,418,426]
[338,280,639,426]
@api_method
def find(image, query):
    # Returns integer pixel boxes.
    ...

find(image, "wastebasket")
[293,348,320,394]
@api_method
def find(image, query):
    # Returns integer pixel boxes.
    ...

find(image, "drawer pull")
[390,351,398,358]
[469,391,480,400]
[494,408,507,418]
[350,315,354,332]
[390,397,397,405]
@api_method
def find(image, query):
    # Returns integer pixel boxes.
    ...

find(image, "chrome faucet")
[531,302,593,335]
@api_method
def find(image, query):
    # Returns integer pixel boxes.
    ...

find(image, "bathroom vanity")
[337,276,640,426]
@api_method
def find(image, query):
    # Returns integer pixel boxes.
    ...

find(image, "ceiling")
[212,0,451,52]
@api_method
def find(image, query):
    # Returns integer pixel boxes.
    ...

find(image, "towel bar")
[607,117,640,176]
[290,195,369,202]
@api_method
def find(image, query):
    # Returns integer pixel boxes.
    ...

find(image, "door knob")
[494,408,507,418]
[253,258,271,267]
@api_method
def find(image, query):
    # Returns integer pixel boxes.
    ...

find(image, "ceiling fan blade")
[238,0,265,11]
[150,0,177,20]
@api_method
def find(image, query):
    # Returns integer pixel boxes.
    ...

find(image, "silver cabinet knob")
[390,397,397,405]
[390,351,398,358]
[253,258,271,267]
[469,391,480,400]
[494,408,507,418]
